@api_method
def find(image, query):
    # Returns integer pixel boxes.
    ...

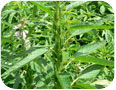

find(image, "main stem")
[53,1,63,89]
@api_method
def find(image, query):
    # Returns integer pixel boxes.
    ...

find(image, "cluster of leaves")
[1,1,114,89]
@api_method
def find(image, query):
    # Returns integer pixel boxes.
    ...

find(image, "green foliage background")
[1,1,114,89]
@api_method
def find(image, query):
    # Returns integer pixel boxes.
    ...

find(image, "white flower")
[14,30,29,40]
[22,30,29,40]
[24,30,28,34]
[14,31,21,37]
[8,63,12,66]
[5,62,8,64]
[13,24,22,29]
[78,67,83,71]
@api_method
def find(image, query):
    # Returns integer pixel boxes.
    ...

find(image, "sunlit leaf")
[2,48,48,77]
[66,1,87,10]
[70,25,114,30]
[91,80,111,87]
[100,5,105,14]
[75,41,105,56]
[75,56,114,67]
[78,64,104,80]
[71,29,91,37]
[59,73,71,89]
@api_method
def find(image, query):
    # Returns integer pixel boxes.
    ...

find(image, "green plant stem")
[52,1,63,89]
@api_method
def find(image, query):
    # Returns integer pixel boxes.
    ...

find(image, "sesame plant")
[1,1,114,89]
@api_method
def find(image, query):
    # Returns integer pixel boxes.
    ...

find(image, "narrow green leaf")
[75,56,114,67]
[70,25,114,30]
[75,41,105,56]
[13,73,22,89]
[1,21,14,27]
[69,25,114,37]
[2,48,48,77]
[78,64,104,80]
[31,1,53,16]
[66,1,87,10]
[74,82,97,89]
[8,11,17,23]
[5,47,40,59]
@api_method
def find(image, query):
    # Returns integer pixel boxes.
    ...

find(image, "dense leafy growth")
[1,1,114,89]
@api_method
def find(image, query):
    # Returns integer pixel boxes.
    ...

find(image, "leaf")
[108,8,114,13]
[2,48,48,77]
[71,29,92,37]
[8,11,17,23]
[100,5,105,14]
[75,56,114,67]
[5,47,40,59]
[104,30,114,43]
[91,80,111,87]
[75,41,105,56]
[74,82,97,89]
[69,24,114,38]
[31,1,53,16]
[66,1,87,10]
[59,73,71,89]
[13,73,22,89]
[35,81,46,89]
[70,25,114,30]
[1,21,14,27]
[1,38,11,44]
[93,14,114,25]
[78,64,104,80]
[72,14,114,26]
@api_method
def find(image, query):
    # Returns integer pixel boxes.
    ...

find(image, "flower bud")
[13,24,22,29]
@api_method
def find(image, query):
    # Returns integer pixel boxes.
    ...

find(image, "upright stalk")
[53,1,63,88]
